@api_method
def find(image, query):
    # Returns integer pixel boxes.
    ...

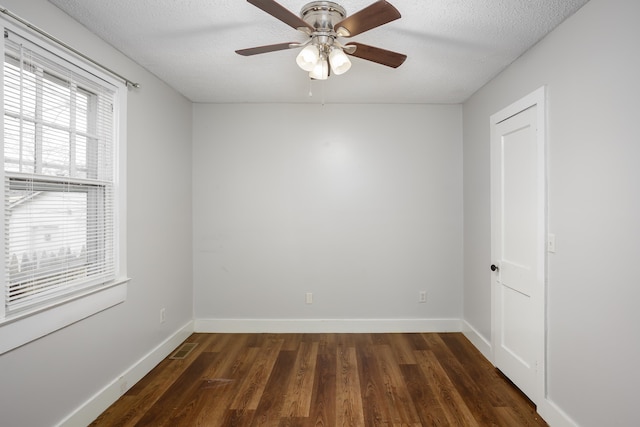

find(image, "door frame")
[490,86,547,406]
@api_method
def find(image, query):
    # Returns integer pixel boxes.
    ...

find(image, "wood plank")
[219,409,256,427]
[494,405,548,427]
[437,333,508,406]
[400,363,450,426]
[202,332,235,352]
[252,350,296,427]
[334,333,357,348]
[281,333,304,351]
[179,344,258,426]
[304,349,336,427]
[388,333,418,365]
[315,332,336,356]
[405,333,432,351]
[374,344,421,425]
[280,341,319,417]
[132,351,219,426]
[425,333,503,425]
[230,336,284,410]
[335,346,365,427]
[414,350,480,427]
[201,333,254,380]
[357,339,395,426]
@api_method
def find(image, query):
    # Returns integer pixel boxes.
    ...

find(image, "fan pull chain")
[307,79,325,106]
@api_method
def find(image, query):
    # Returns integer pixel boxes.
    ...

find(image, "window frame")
[0,19,128,355]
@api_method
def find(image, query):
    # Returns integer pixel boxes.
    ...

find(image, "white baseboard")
[57,320,195,427]
[539,398,579,427]
[194,318,462,333]
[461,319,493,362]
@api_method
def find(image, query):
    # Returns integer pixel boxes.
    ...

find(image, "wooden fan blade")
[236,42,298,56]
[345,42,407,68]
[334,0,401,37]
[247,0,314,32]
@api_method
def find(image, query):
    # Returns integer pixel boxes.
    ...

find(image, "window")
[1,25,127,353]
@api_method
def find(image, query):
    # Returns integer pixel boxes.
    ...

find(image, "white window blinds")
[3,31,117,312]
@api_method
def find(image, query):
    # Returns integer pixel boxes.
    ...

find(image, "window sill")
[0,278,129,355]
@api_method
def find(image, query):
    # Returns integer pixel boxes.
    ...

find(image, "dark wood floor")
[91,333,548,426]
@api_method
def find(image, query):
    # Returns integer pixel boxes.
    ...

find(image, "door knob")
[491,264,499,272]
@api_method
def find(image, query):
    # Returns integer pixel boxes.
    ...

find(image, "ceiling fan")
[236,0,407,80]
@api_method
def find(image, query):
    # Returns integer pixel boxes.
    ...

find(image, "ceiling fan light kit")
[296,45,320,71]
[328,47,351,75]
[237,0,407,81]
[309,56,330,79]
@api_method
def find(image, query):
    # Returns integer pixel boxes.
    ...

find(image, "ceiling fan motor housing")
[301,1,346,33]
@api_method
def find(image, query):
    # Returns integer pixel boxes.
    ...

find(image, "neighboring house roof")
[8,191,43,210]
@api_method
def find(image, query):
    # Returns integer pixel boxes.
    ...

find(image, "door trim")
[490,86,546,406]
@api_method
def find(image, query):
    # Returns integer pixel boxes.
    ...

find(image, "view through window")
[3,33,117,313]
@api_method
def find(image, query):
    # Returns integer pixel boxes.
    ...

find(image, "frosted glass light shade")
[309,58,329,80]
[296,45,320,72]
[329,48,351,75]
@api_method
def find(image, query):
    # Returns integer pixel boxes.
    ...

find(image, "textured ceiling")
[48,0,589,103]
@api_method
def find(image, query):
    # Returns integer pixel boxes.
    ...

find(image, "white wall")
[193,103,462,331]
[463,0,640,425]
[0,1,193,426]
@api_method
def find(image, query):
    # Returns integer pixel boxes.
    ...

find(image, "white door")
[490,89,545,405]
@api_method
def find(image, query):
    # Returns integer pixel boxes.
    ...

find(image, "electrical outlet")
[419,291,427,303]
[305,292,313,304]
[160,307,166,323]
